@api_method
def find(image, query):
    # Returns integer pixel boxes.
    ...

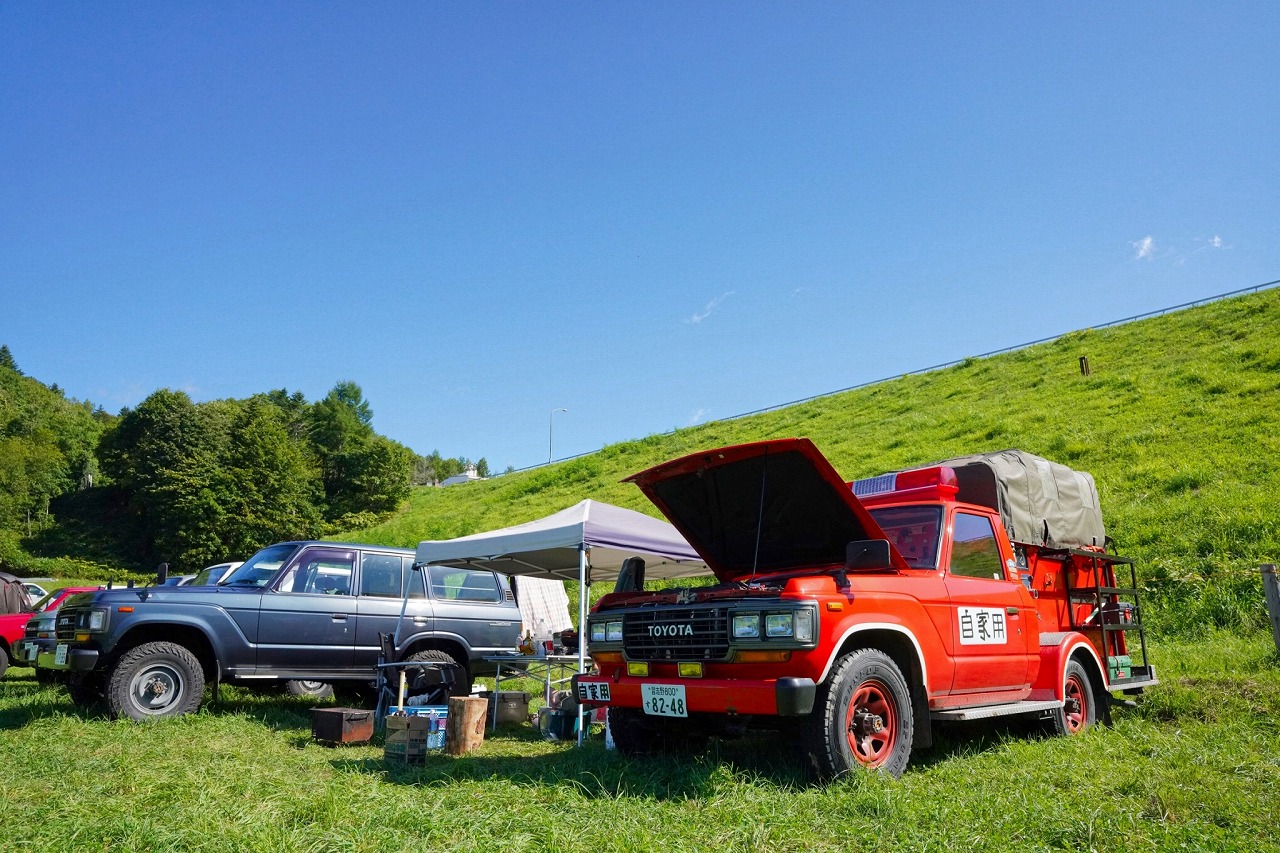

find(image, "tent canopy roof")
[414,499,709,584]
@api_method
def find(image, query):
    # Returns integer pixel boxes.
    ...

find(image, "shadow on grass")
[0,675,338,732]
[333,728,817,801]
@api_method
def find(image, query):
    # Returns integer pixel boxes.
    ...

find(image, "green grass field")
[2,632,1278,851]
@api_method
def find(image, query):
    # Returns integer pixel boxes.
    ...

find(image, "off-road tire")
[804,648,914,779]
[1048,659,1103,735]
[67,672,104,708]
[607,706,709,757]
[285,680,335,700]
[104,641,205,721]
[0,646,9,680]
[404,649,469,698]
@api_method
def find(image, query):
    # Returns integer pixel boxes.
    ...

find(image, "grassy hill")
[346,286,1280,636]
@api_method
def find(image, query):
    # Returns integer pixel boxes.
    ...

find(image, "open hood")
[625,438,906,581]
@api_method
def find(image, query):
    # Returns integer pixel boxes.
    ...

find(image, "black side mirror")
[845,539,891,571]
[155,562,169,585]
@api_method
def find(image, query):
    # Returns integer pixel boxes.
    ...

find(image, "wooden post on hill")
[445,695,487,756]
[1261,564,1280,657]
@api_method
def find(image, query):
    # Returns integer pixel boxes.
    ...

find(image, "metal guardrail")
[524,277,1280,472]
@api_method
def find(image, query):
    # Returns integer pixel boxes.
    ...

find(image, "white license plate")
[54,644,69,666]
[641,684,687,717]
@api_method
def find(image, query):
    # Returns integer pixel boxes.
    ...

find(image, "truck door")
[943,510,1038,697]
[257,546,358,672]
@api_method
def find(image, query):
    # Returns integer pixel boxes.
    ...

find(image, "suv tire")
[105,641,205,721]
[285,680,335,700]
[804,648,914,779]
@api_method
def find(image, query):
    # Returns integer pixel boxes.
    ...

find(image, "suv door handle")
[331,613,348,621]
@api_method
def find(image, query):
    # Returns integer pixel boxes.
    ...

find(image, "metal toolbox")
[310,707,374,745]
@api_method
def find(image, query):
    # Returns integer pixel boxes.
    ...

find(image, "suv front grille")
[623,606,730,661]
[55,610,80,641]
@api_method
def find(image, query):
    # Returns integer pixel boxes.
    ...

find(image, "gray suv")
[45,540,522,720]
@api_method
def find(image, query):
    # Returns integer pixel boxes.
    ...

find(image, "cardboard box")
[384,707,449,763]
[482,691,530,725]
[310,707,374,745]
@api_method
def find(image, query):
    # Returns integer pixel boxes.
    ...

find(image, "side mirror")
[845,539,891,571]
[155,562,169,585]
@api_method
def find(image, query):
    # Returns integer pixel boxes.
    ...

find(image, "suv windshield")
[867,506,943,569]
[221,543,299,587]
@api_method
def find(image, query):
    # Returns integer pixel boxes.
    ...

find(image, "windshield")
[867,506,943,569]
[221,544,299,587]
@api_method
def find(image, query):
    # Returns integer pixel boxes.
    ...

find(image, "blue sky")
[3,3,1277,472]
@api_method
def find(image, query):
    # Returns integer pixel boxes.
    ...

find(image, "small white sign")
[577,680,611,703]
[54,643,69,666]
[957,607,1008,646]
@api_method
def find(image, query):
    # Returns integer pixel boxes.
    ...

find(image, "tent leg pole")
[578,545,588,746]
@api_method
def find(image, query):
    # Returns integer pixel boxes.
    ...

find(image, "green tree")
[98,390,230,565]
[0,358,104,532]
[216,398,321,557]
[307,383,411,519]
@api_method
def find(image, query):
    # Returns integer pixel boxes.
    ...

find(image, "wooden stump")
[445,695,487,756]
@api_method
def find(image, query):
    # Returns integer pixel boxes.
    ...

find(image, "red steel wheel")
[805,649,914,779]
[845,679,899,767]
[1049,658,1099,736]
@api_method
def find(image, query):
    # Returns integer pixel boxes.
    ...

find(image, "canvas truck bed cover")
[928,449,1105,549]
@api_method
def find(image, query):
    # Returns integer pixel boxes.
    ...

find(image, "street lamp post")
[549,408,567,464]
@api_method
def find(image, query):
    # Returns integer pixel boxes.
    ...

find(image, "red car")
[2,586,99,679]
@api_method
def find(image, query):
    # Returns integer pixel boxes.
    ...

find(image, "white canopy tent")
[414,499,710,742]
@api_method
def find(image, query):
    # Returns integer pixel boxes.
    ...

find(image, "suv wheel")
[404,649,469,698]
[105,641,205,721]
[804,648,914,779]
[286,680,335,700]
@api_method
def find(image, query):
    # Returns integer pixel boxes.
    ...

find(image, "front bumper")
[13,639,44,666]
[40,645,100,672]
[574,674,816,717]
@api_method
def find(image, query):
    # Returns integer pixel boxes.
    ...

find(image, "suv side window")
[950,513,1004,580]
[276,548,355,595]
[426,565,502,603]
[359,553,404,598]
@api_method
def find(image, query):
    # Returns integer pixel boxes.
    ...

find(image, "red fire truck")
[575,439,1156,778]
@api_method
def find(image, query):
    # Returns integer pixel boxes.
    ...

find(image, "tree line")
[0,346,485,573]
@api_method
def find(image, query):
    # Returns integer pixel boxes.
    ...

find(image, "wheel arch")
[113,623,219,681]
[830,625,932,751]
[400,636,471,679]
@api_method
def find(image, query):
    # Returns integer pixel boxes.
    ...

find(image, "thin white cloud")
[686,291,735,324]
[686,408,709,426]
[1209,235,1223,249]
[1132,235,1156,260]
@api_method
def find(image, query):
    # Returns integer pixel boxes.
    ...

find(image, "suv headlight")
[732,614,760,639]
[589,619,623,643]
[87,609,108,632]
[765,613,794,637]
